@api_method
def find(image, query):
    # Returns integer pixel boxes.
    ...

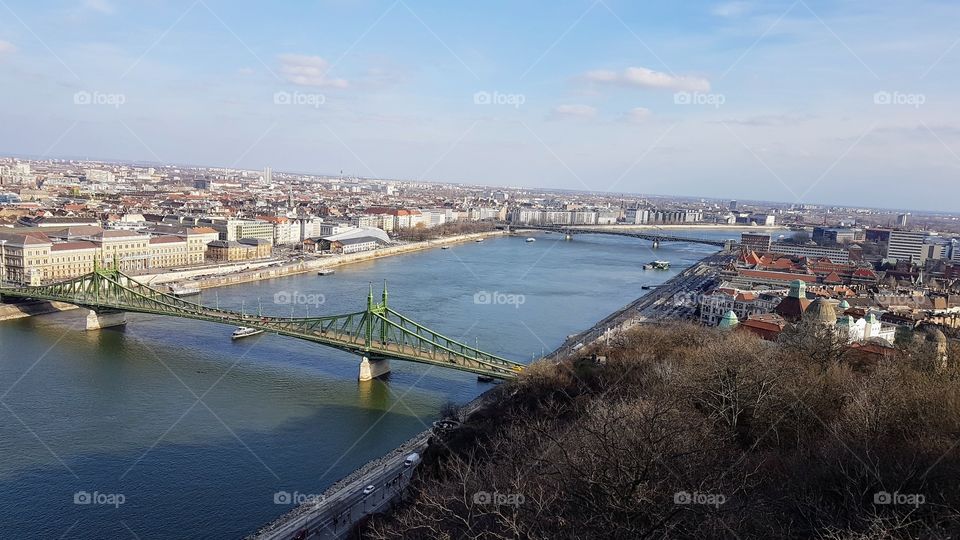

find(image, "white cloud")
[0,40,15,55]
[625,107,652,123]
[278,54,348,88]
[711,1,752,18]
[552,104,597,120]
[84,0,114,15]
[583,66,710,93]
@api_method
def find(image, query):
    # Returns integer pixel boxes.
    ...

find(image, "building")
[0,224,220,284]
[812,227,864,245]
[887,230,930,264]
[740,233,772,253]
[206,238,272,262]
[199,218,275,243]
[700,287,784,326]
[625,207,649,225]
[773,280,814,321]
[769,242,849,264]
[84,169,115,183]
[897,213,909,227]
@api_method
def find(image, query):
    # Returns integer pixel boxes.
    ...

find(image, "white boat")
[440,246,450,250]
[232,327,263,340]
[169,285,201,297]
[317,269,335,276]
[474,238,484,243]
[525,237,536,243]
[650,260,671,270]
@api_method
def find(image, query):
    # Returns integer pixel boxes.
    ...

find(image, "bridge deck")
[511,225,733,247]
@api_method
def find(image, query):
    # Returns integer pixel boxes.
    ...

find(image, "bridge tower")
[359,283,391,381]
[652,239,660,249]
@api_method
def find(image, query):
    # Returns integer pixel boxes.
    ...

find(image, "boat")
[525,237,536,243]
[643,264,653,270]
[317,269,335,276]
[169,285,201,297]
[477,375,495,383]
[650,260,671,270]
[440,246,450,250]
[474,238,484,243]
[232,327,263,340]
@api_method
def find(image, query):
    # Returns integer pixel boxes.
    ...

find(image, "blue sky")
[0,0,958,211]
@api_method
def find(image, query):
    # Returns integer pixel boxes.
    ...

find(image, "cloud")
[238,67,255,76]
[278,54,348,88]
[83,0,114,15]
[0,40,14,55]
[625,107,652,123]
[711,1,752,18]
[551,104,597,120]
[583,66,710,92]
[715,114,814,127]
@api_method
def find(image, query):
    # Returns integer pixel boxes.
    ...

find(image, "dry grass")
[364,323,960,539]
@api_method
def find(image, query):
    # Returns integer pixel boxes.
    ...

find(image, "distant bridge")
[507,224,736,249]
[0,265,524,381]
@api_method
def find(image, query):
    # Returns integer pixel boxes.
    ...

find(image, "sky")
[0,0,959,212]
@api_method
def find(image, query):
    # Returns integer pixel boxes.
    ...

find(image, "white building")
[887,230,930,264]
[700,287,784,326]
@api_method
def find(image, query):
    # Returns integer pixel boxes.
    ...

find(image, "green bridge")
[0,266,524,381]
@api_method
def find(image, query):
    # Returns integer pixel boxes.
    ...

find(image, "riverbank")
[0,299,78,321]
[151,230,506,291]
[544,250,734,360]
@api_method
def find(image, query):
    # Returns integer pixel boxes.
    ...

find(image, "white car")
[362,485,376,495]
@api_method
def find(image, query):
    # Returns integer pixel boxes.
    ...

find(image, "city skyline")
[2,152,957,217]
[1,1,960,211]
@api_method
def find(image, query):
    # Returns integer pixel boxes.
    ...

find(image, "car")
[403,452,420,467]
[362,484,376,495]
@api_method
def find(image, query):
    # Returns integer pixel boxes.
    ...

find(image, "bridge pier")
[358,356,391,381]
[652,240,660,249]
[85,309,127,331]
[564,233,573,241]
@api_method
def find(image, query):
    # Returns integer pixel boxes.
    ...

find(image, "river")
[0,230,733,538]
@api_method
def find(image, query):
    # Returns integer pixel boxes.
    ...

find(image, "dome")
[837,315,854,327]
[719,310,740,329]
[804,298,837,325]
[838,300,851,310]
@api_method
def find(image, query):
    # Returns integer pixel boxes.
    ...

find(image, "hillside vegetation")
[365,323,960,539]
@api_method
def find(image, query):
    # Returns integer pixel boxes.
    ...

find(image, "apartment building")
[0,226,219,284]
[886,230,930,264]
[769,242,850,264]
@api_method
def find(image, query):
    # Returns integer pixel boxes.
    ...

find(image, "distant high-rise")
[264,166,273,184]
[729,200,738,211]
[896,213,909,227]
